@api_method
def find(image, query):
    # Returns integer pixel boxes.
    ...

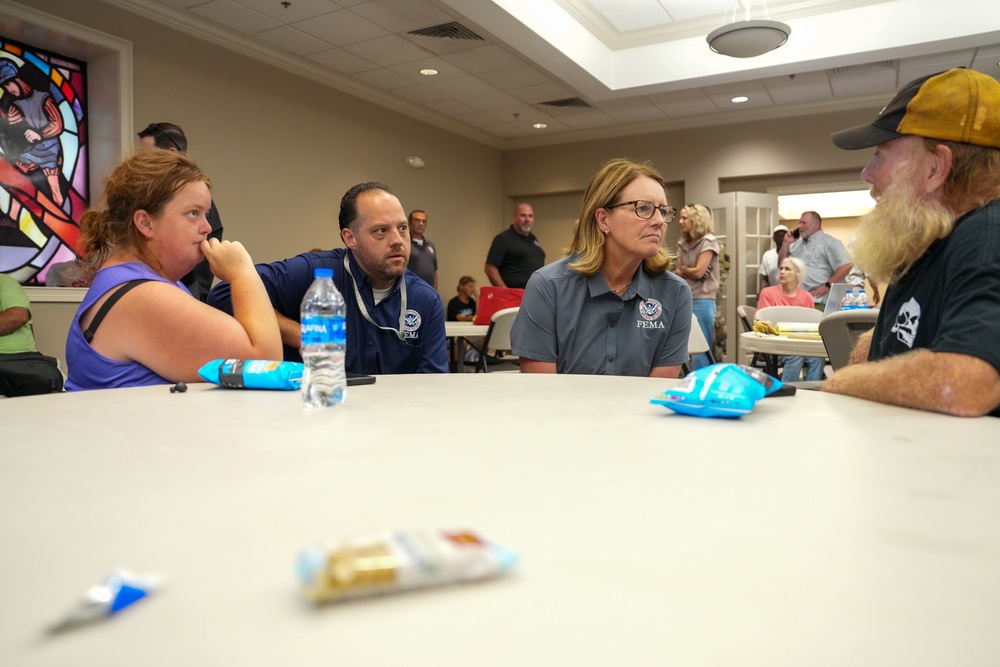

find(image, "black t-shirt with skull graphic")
[869,198,1000,416]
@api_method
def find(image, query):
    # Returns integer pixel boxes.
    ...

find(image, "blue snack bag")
[198,359,303,390]
[650,363,785,418]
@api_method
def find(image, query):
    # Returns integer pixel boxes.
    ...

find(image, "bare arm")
[758,274,770,295]
[677,250,714,281]
[484,263,505,287]
[275,310,301,348]
[649,365,682,379]
[0,305,30,336]
[777,233,793,263]
[847,329,873,365]
[823,348,1000,417]
[519,357,556,373]
[91,240,281,382]
[811,263,854,298]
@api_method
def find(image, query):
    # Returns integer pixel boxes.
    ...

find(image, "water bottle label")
[301,316,347,345]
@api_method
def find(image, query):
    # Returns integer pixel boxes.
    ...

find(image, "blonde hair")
[80,148,210,273]
[568,158,672,276]
[680,204,713,241]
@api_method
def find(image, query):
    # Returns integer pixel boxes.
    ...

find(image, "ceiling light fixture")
[707,1,790,58]
[731,95,749,103]
[404,155,426,169]
[532,123,548,130]
[419,68,438,76]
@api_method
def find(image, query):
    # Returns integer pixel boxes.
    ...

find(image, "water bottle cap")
[314,268,333,279]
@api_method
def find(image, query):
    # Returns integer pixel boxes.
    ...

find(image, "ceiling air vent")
[829,60,896,77]
[408,22,484,42]
[539,97,591,108]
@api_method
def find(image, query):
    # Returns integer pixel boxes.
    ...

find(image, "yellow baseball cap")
[832,68,1000,150]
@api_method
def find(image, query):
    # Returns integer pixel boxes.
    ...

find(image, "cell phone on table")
[347,373,376,386]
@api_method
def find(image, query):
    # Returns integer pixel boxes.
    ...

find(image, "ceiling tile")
[386,57,469,84]
[556,109,618,129]
[477,65,554,89]
[353,67,415,90]
[897,49,976,85]
[423,98,480,116]
[657,0,736,21]
[648,89,719,117]
[762,71,832,105]
[425,74,499,98]
[189,0,281,34]
[343,34,432,66]
[457,89,525,114]
[393,84,451,104]
[830,69,898,98]
[307,48,379,74]
[351,0,454,33]
[507,81,578,104]
[601,100,667,123]
[255,25,332,55]
[439,44,526,74]
[601,1,671,32]
[292,9,389,46]
[232,0,340,23]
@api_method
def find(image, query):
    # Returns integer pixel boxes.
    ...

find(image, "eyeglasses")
[141,123,182,151]
[605,200,676,222]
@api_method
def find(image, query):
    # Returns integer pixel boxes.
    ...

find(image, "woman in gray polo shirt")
[510,158,692,376]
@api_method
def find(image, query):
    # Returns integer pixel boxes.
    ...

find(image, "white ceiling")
[105,0,1000,148]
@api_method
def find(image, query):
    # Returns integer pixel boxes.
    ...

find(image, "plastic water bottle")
[300,268,347,408]
[855,289,871,309]
[841,288,855,311]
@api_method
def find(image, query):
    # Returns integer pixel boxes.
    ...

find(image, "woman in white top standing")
[675,204,720,370]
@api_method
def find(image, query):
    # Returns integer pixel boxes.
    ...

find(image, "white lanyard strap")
[344,254,407,342]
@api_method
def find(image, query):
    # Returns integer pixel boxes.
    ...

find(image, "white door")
[702,192,780,364]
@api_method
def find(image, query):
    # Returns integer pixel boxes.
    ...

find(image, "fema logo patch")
[639,298,662,321]
[404,309,422,331]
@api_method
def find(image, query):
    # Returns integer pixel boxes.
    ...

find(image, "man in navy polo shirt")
[208,182,447,374]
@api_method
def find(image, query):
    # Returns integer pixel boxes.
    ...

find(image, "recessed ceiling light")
[732,95,750,104]
[532,123,548,129]
[419,68,438,76]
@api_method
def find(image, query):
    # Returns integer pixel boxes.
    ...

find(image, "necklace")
[609,283,629,295]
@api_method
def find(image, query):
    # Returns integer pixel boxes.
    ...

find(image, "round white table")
[740,331,828,377]
[3,374,1000,666]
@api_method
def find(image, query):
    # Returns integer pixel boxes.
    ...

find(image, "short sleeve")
[509,272,559,362]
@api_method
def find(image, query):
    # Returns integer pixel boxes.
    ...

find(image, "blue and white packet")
[198,359,303,390]
[650,363,784,418]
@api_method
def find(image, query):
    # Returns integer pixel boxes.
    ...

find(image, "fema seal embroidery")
[639,298,662,321]
[404,309,422,337]
[636,298,666,329]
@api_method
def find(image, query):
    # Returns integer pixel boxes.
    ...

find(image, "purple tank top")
[65,263,184,391]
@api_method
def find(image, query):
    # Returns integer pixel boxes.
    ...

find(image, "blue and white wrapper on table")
[198,359,303,390]
[650,363,784,419]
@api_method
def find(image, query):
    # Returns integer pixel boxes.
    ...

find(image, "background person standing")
[406,209,437,290]
[485,203,545,288]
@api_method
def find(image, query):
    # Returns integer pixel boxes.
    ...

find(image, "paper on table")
[776,322,819,334]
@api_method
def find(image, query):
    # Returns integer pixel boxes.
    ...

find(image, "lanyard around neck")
[344,254,407,342]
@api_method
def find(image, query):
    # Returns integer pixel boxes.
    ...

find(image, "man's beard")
[851,177,954,285]
[353,243,406,286]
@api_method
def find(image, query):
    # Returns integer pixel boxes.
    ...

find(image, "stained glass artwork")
[0,36,88,285]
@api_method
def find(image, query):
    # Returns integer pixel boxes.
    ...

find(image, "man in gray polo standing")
[778,210,853,308]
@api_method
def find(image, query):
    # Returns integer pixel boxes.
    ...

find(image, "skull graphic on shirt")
[891,297,921,348]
